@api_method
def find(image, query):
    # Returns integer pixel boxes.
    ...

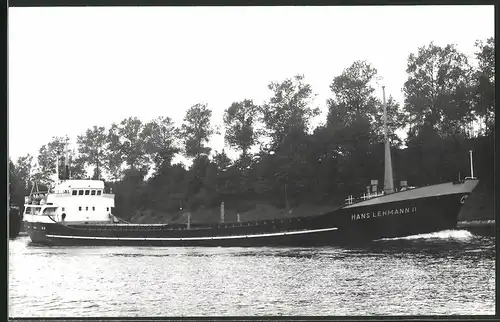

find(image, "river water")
[9,230,495,317]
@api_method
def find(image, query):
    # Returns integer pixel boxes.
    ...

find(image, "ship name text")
[350,206,418,221]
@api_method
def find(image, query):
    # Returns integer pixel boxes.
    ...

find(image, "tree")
[9,155,36,207]
[326,60,398,152]
[181,103,214,159]
[212,149,232,172]
[68,153,88,179]
[103,123,124,181]
[327,60,379,127]
[373,96,407,146]
[261,74,319,150]
[211,149,232,196]
[35,136,70,186]
[13,154,33,189]
[141,116,180,173]
[117,117,150,173]
[403,42,475,139]
[472,37,495,133]
[9,159,25,207]
[184,154,212,210]
[223,99,260,160]
[77,126,107,180]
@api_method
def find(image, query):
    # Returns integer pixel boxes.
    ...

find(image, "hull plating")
[25,191,470,247]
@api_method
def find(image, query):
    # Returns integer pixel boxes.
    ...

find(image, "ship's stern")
[23,220,51,245]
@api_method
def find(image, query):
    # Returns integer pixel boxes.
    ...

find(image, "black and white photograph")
[8,4,495,318]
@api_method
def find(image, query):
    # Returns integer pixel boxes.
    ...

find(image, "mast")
[55,153,60,186]
[383,86,394,194]
[96,148,100,180]
[468,150,476,179]
[64,138,70,180]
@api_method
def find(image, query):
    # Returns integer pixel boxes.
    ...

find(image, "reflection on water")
[9,230,495,317]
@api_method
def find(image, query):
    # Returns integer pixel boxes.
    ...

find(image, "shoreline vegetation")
[9,39,494,225]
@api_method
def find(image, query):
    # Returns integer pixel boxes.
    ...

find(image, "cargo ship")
[22,87,479,247]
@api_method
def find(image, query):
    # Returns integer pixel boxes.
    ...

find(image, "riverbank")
[129,202,341,225]
[126,189,494,225]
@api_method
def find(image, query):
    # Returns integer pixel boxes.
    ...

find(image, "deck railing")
[344,192,384,205]
[344,186,418,205]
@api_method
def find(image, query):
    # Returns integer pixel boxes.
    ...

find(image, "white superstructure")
[23,179,116,225]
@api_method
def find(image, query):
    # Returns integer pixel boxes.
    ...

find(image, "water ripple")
[8,231,495,317]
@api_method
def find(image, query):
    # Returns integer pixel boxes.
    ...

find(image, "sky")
[8,5,494,167]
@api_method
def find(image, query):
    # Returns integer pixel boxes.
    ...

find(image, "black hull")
[9,208,22,240]
[25,193,468,247]
[457,220,496,237]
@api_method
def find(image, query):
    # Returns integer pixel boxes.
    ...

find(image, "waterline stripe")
[45,227,338,241]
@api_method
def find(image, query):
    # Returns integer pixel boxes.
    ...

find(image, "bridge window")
[86,207,88,211]
[78,190,84,195]
[91,190,96,196]
[106,207,109,211]
[92,206,95,211]
[25,207,32,214]
[62,207,65,211]
[79,207,82,211]
[97,190,102,195]
[43,207,57,215]
[85,190,90,195]
[72,190,77,196]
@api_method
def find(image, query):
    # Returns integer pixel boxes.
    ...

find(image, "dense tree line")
[9,39,495,222]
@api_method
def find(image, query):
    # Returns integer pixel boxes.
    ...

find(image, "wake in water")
[365,229,495,258]
[378,229,474,242]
